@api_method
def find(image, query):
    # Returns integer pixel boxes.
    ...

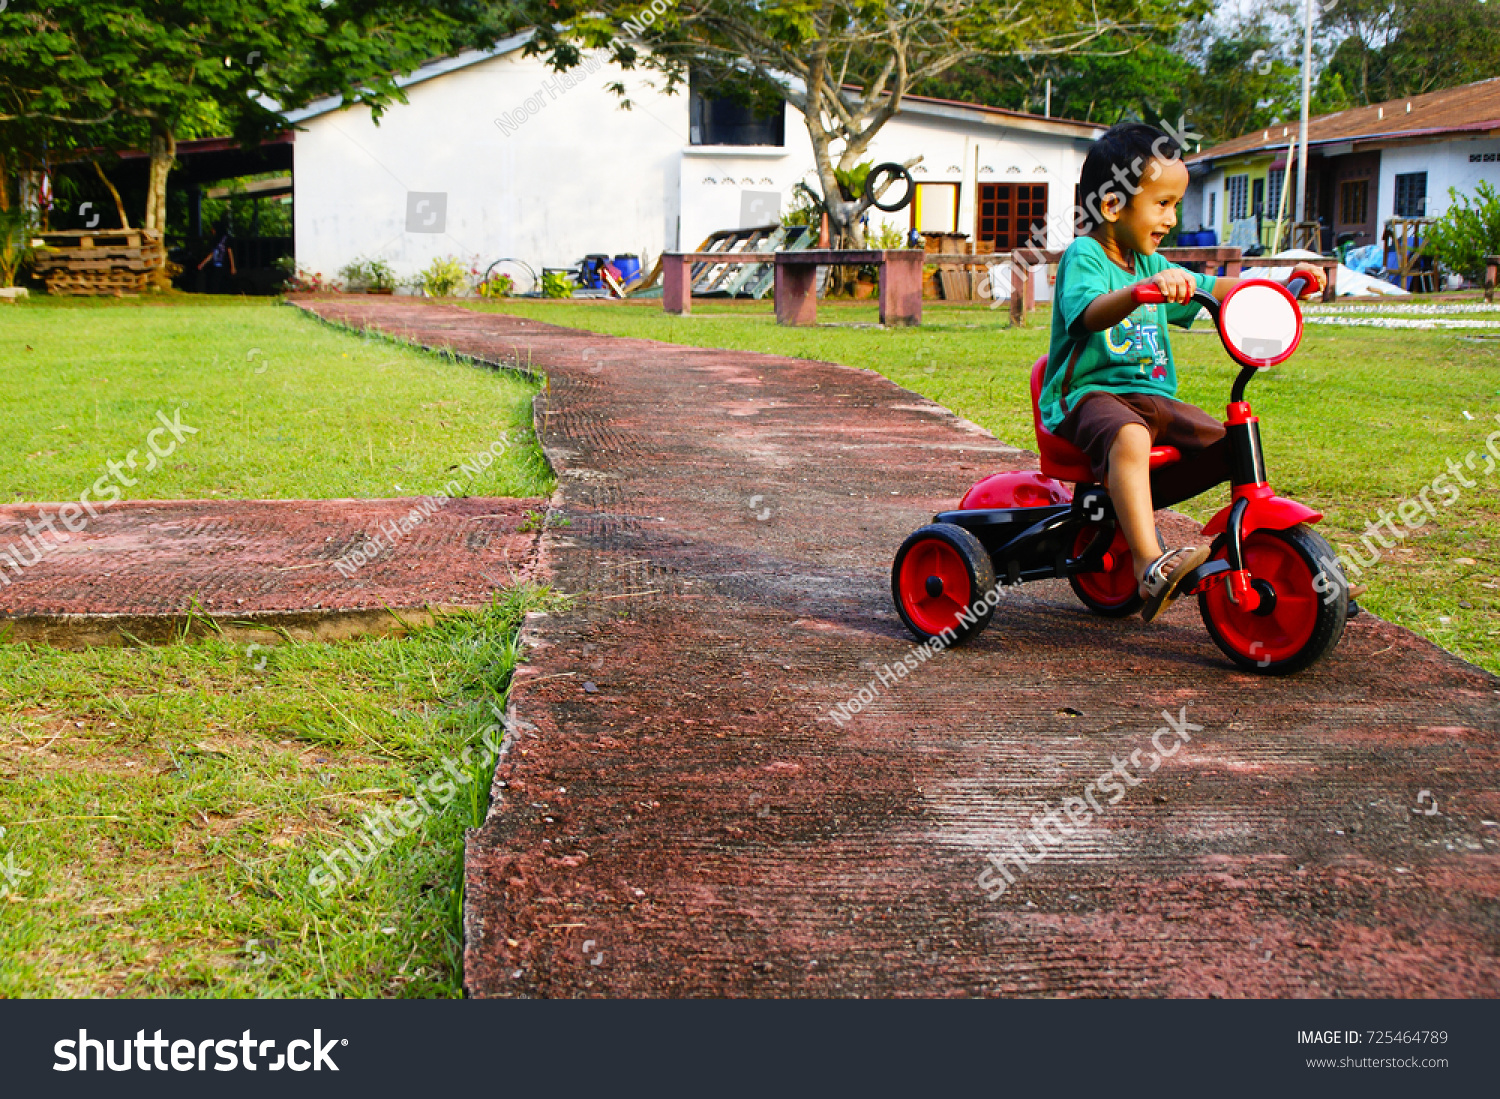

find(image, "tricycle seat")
[1028,355,1179,483]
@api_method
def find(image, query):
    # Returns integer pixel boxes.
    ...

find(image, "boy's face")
[1102,156,1188,256]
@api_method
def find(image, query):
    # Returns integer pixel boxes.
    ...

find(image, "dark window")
[688,72,784,146]
[1226,175,1249,221]
[1394,172,1427,217]
[976,183,1048,251]
[1339,178,1369,225]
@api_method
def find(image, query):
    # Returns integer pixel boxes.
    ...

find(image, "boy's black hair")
[1077,122,1182,233]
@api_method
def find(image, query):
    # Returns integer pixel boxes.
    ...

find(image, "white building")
[285,32,1103,293]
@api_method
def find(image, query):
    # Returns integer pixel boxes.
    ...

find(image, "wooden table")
[1237,255,1339,302]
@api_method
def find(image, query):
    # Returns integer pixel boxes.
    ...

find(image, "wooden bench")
[773,249,924,326]
[1486,255,1499,303]
[664,248,925,326]
[661,252,769,316]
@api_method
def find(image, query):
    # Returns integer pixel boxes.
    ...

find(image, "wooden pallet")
[32,228,165,296]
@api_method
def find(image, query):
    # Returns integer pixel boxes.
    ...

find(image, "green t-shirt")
[1040,235,1217,432]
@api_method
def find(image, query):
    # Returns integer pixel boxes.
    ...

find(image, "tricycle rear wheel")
[1068,523,1144,617]
[892,523,996,645]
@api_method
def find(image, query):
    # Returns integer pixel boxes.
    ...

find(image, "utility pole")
[1295,0,1314,226]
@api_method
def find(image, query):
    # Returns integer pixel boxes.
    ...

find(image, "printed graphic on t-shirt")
[1103,309,1169,380]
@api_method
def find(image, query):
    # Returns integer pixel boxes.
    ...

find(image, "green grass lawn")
[467,296,1500,676]
[0,296,556,997]
[0,294,551,502]
[0,589,559,997]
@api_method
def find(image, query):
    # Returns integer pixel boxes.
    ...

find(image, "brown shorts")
[1055,392,1230,507]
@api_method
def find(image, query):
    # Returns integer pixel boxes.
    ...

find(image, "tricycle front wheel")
[1198,524,1347,674]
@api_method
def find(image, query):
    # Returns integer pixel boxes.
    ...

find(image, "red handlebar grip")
[1132,284,1166,304]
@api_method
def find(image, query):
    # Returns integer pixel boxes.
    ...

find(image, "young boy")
[1039,122,1326,621]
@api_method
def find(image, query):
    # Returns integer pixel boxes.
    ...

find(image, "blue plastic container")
[613,255,641,284]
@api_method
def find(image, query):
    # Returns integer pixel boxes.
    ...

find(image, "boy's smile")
[1096,156,1189,269]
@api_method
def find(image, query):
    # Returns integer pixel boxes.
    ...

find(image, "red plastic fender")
[958,471,1073,510]
[1201,484,1323,540]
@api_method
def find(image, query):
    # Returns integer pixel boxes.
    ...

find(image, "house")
[1181,77,1500,252]
[282,32,1104,295]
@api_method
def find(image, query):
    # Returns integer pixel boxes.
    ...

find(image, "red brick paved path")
[301,298,1500,998]
[0,497,541,644]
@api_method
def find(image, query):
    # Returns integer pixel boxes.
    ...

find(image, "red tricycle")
[891,276,1351,674]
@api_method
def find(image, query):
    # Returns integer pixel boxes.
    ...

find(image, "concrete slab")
[299,297,1500,998]
[0,496,543,646]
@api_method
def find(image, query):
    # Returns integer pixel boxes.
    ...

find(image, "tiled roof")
[1188,76,1500,163]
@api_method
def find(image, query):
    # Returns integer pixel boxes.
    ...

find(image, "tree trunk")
[144,123,175,232]
[93,160,130,229]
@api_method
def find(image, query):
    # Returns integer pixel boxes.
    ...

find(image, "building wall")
[293,49,688,282]
[293,47,1099,293]
[1377,136,1500,223]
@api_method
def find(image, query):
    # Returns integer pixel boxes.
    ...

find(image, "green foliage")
[833,161,874,203]
[339,256,398,292]
[540,270,575,299]
[0,2,523,220]
[867,220,908,250]
[1319,0,1500,107]
[477,273,515,299]
[1427,183,1500,280]
[0,205,38,288]
[416,256,470,298]
[780,184,823,229]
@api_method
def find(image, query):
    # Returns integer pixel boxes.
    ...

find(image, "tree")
[537,1,1204,245]
[0,2,520,231]
[1318,0,1500,106]
[915,35,1199,128]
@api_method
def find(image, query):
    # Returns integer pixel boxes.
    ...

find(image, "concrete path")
[300,297,1500,998]
[0,497,541,645]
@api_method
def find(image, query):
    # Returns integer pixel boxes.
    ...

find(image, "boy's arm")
[1080,266,1199,331]
[1208,262,1328,302]
[1083,262,1330,330]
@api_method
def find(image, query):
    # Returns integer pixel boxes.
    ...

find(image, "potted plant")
[364,258,396,294]
[416,255,469,298]
[0,207,38,298]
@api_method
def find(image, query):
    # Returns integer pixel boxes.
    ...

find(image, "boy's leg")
[1105,424,1166,587]
[1054,395,1163,580]
[1145,397,1231,508]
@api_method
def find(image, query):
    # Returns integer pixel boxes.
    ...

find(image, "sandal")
[1139,545,1213,623]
